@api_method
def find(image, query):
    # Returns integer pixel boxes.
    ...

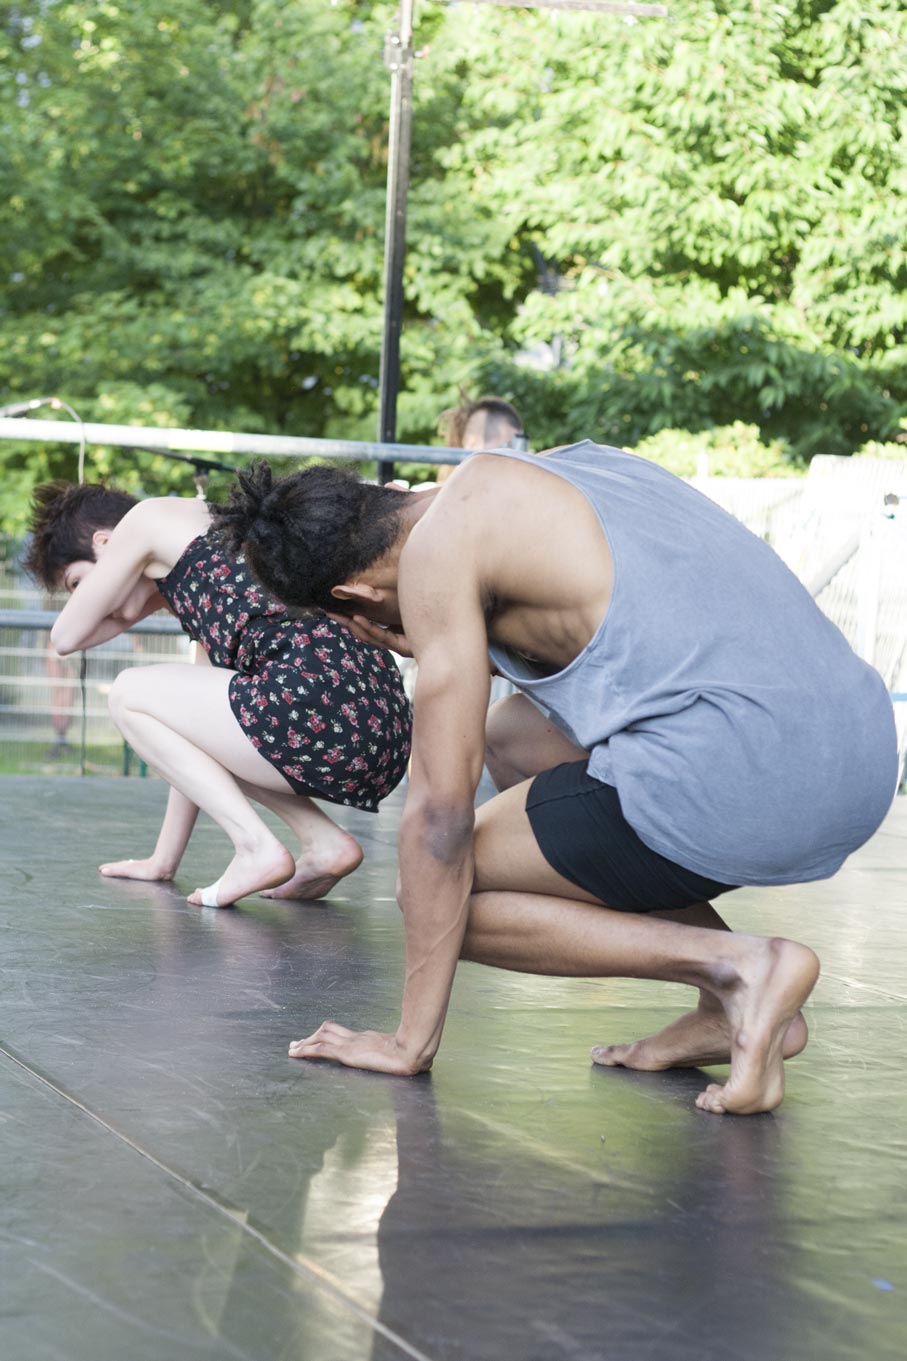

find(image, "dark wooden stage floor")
[1,776,904,1360]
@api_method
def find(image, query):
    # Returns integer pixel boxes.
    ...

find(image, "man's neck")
[398,483,442,529]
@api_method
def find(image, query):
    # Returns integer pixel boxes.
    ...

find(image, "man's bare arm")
[393,604,490,1065]
[289,517,490,1074]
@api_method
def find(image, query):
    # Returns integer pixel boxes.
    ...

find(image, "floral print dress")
[156,534,411,811]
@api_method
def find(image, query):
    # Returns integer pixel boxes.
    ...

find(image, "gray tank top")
[488,441,897,885]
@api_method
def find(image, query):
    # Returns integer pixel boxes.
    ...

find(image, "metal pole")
[0,417,466,467]
[376,0,416,483]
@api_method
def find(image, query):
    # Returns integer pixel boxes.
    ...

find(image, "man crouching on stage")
[210,442,897,1115]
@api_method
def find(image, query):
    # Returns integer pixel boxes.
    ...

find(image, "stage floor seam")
[0,1041,435,1361]
[2,776,905,1361]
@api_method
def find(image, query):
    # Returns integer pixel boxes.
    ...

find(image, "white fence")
[0,451,904,784]
[695,456,907,786]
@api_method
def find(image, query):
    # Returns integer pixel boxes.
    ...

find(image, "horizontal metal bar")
[0,668,183,690]
[0,705,114,717]
[0,645,181,659]
[0,418,467,467]
[472,0,667,11]
[0,609,185,634]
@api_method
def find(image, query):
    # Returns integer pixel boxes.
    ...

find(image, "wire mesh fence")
[0,543,188,778]
[1,452,904,785]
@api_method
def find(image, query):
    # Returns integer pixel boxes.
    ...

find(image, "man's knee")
[459,929,479,963]
[484,696,528,791]
[485,696,520,753]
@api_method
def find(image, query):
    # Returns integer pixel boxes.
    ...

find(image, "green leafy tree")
[1,1,905,528]
[0,0,398,518]
[410,0,906,457]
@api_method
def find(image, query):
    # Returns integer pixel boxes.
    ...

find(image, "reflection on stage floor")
[1,776,904,1360]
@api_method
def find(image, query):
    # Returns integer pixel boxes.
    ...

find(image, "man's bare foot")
[261,834,363,901]
[591,1000,808,1072]
[188,840,296,908]
[693,937,820,1115]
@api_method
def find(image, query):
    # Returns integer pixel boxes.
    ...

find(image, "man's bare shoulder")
[439,452,523,496]
[402,459,504,564]
[409,456,529,540]
[403,453,568,588]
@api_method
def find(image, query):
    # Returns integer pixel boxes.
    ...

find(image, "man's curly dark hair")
[210,461,409,611]
[24,481,138,589]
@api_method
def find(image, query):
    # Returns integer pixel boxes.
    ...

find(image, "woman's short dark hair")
[211,461,408,611]
[24,481,138,589]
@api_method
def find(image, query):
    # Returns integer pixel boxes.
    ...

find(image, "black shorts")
[525,761,737,913]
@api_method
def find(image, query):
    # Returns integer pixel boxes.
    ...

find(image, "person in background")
[435,396,526,483]
[44,634,75,760]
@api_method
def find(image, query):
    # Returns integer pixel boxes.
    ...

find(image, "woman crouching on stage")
[26,478,411,907]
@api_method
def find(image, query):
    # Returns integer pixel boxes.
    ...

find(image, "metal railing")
[0,411,470,778]
[0,416,468,486]
[1,432,904,786]
[0,599,188,778]
[0,419,472,777]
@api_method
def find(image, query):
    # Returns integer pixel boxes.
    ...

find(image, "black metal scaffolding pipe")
[372,0,665,485]
[376,0,416,484]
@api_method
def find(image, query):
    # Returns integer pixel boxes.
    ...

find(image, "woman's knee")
[108,668,134,722]
[107,666,154,722]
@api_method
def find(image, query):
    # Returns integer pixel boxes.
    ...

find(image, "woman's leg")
[235,780,362,900]
[109,663,349,906]
[460,779,818,1115]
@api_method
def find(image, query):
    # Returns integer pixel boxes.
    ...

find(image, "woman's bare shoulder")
[112,497,211,572]
[125,496,210,527]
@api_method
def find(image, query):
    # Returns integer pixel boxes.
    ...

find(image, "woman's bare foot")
[188,838,296,908]
[591,996,808,1072]
[261,831,363,901]
[99,857,174,882]
[693,937,820,1115]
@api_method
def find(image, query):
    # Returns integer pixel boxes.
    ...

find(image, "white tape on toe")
[199,877,225,908]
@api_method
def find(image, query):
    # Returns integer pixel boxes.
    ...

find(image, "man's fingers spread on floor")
[288,1025,352,1054]
[300,1020,354,1043]
[288,1039,330,1059]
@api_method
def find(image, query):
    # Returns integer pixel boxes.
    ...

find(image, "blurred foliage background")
[1,0,905,526]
